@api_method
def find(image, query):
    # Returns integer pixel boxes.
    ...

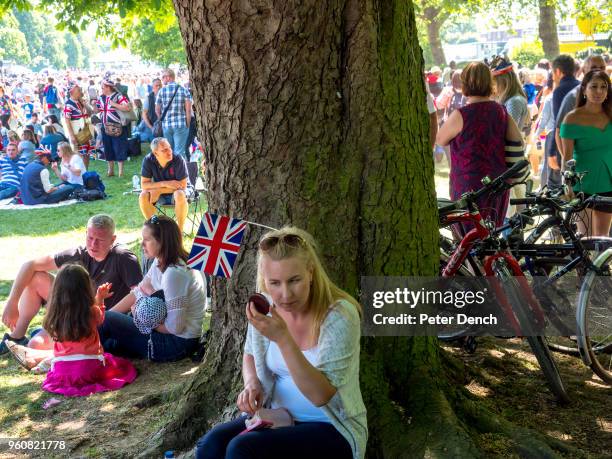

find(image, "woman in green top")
[560,70,612,237]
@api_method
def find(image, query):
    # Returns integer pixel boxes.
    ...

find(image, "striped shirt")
[95,92,129,125]
[155,82,192,129]
[64,98,90,121]
[0,155,28,187]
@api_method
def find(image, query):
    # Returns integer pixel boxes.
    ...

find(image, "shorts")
[154,188,193,206]
[582,191,612,213]
[156,193,174,206]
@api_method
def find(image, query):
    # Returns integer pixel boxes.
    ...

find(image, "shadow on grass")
[445,337,612,456]
[1,160,145,237]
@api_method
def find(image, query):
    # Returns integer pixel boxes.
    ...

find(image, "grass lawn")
[0,153,209,458]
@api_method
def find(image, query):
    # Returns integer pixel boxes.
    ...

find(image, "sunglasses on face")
[259,234,305,251]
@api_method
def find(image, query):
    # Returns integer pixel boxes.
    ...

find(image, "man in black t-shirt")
[139,137,189,232]
[1,214,142,353]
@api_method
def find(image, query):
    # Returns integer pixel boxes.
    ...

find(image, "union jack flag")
[187,213,247,278]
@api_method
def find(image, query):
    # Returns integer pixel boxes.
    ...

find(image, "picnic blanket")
[0,198,79,210]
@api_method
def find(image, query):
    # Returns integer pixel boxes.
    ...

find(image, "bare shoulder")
[563,109,582,124]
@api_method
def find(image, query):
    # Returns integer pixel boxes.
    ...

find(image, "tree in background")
[129,17,186,67]
[538,0,560,59]
[0,13,31,64]
[9,8,97,70]
[510,39,546,67]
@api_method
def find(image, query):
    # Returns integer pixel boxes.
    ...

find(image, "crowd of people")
[428,53,612,237]
[0,67,200,206]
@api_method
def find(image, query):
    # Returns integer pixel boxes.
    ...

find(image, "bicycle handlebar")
[438,160,529,216]
[472,160,529,201]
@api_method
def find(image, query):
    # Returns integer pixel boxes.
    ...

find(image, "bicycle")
[438,160,570,403]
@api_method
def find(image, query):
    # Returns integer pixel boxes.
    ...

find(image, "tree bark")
[139,1,575,457]
[538,0,560,59]
[423,6,446,67]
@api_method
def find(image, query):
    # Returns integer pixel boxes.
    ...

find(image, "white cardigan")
[244,299,368,459]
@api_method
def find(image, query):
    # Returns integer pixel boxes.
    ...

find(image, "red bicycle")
[438,160,569,403]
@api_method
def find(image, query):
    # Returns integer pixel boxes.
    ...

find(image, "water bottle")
[132,175,140,190]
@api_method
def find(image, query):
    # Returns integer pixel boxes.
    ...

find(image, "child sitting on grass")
[7,264,137,397]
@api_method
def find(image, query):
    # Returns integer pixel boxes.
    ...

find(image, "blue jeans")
[0,183,18,200]
[163,125,190,158]
[195,416,351,459]
[42,184,74,204]
[136,121,154,143]
[98,310,199,362]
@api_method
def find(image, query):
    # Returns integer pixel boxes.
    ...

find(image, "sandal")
[31,359,52,375]
[5,341,35,371]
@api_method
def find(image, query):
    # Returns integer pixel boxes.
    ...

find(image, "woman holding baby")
[99,215,206,361]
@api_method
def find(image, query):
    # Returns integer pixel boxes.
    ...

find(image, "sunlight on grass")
[100,403,115,413]
[465,380,492,397]
[56,420,86,431]
[180,366,200,376]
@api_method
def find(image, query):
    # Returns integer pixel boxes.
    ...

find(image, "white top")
[426,92,436,114]
[133,258,206,339]
[40,168,52,192]
[266,342,331,423]
[245,300,367,459]
[61,154,86,186]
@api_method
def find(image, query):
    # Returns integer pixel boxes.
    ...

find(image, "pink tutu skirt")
[42,353,137,397]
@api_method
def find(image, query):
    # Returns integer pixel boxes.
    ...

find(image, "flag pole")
[245,220,279,231]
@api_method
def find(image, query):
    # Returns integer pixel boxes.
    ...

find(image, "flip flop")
[5,341,34,371]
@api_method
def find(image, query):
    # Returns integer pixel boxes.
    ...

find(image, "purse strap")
[160,85,180,122]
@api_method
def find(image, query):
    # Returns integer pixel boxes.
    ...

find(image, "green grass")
[0,151,210,456]
[0,158,145,237]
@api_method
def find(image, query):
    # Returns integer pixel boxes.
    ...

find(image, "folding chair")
[154,161,206,236]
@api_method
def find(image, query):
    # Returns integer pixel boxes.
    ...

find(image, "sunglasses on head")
[259,234,305,251]
[148,215,160,225]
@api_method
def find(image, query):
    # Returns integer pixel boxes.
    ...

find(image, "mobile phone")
[248,293,270,315]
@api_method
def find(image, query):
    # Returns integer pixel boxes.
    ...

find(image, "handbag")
[153,85,180,138]
[71,118,92,144]
[104,122,123,137]
[118,104,138,126]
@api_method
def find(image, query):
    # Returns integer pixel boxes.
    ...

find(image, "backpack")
[73,188,106,201]
[82,171,106,193]
[45,86,58,105]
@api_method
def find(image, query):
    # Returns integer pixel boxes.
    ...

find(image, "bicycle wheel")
[577,248,612,384]
[525,218,612,355]
[494,261,570,403]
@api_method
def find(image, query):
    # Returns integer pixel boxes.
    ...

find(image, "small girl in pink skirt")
[9,264,137,397]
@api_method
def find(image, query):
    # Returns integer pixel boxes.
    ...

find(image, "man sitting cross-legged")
[0,214,143,353]
[139,137,189,232]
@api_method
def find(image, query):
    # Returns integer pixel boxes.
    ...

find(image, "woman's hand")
[237,379,264,415]
[95,282,113,306]
[139,277,154,296]
[246,302,290,345]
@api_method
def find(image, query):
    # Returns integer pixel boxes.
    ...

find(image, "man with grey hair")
[139,137,189,232]
[1,214,142,353]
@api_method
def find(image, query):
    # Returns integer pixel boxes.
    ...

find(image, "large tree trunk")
[139,1,575,457]
[538,0,560,59]
[423,6,446,67]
